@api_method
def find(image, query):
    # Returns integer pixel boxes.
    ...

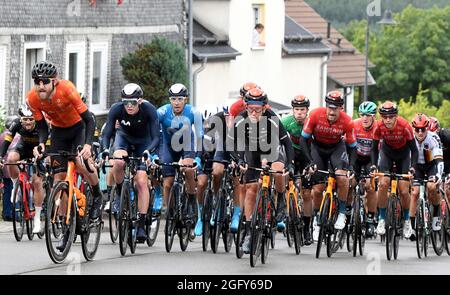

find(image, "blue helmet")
[358,101,377,115]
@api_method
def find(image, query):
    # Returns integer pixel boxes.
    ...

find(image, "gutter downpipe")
[320,50,332,107]
[193,57,208,107]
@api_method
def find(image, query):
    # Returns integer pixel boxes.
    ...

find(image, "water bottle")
[130,189,135,202]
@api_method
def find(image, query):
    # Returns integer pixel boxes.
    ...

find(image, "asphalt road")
[1,218,450,276]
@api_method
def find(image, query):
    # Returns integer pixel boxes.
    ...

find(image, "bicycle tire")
[211,190,224,254]
[385,196,395,261]
[263,196,275,264]
[129,187,138,254]
[358,196,366,256]
[108,186,119,243]
[118,182,130,256]
[146,188,161,247]
[235,206,245,259]
[443,199,450,256]
[415,199,425,259]
[81,183,102,261]
[316,194,330,259]
[393,197,401,260]
[202,188,213,252]
[165,184,179,253]
[222,203,234,253]
[430,200,444,256]
[352,192,360,257]
[290,195,301,255]
[250,189,265,267]
[12,182,25,242]
[328,198,340,257]
[45,181,77,264]
[26,219,35,241]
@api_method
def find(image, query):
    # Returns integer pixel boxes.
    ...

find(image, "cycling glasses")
[169,96,186,102]
[247,106,264,114]
[34,78,52,85]
[21,117,34,122]
[381,114,397,119]
[414,127,427,133]
[122,98,139,106]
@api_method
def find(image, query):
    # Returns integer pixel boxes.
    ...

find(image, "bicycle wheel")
[129,188,138,254]
[415,199,425,259]
[316,194,330,259]
[146,188,161,247]
[328,199,340,257]
[289,195,301,255]
[352,194,360,257]
[37,186,48,239]
[358,196,367,256]
[442,199,450,256]
[222,201,234,253]
[179,192,191,251]
[393,197,402,260]
[26,193,35,241]
[12,182,25,242]
[118,183,130,256]
[385,196,395,261]
[250,190,265,267]
[430,200,444,256]
[45,181,77,264]
[235,206,245,259]
[211,190,224,254]
[108,186,120,243]
[81,184,102,261]
[165,184,179,253]
[202,188,213,252]
[262,197,275,264]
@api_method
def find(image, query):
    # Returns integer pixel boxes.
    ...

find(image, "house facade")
[192,0,331,112]
[0,0,183,117]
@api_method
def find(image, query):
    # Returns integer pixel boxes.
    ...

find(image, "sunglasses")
[122,99,139,106]
[169,97,185,102]
[247,107,263,114]
[21,117,34,122]
[34,78,52,85]
[360,114,375,118]
[381,115,397,119]
[414,127,427,133]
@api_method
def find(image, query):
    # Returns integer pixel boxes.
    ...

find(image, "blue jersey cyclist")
[157,83,203,226]
[101,83,160,242]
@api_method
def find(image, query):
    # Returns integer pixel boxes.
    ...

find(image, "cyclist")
[370,101,418,239]
[157,83,203,228]
[27,61,103,251]
[0,105,45,233]
[228,88,295,254]
[281,95,313,245]
[409,114,444,239]
[300,90,357,239]
[229,82,259,117]
[101,83,160,242]
[352,101,378,237]
[428,117,450,199]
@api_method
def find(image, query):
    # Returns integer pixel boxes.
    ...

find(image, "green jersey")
[281,115,304,150]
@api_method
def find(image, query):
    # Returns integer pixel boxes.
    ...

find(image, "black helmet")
[245,88,268,105]
[379,101,398,116]
[325,90,344,107]
[291,95,310,108]
[121,83,143,99]
[31,61,58,79]
[168,83,189,97]
[18,104,33,117]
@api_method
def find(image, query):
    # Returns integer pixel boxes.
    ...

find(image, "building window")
[89,42,108,113]
[65,41,86,96]
[251,4,265,49]
[0,46,6,109]
[23,42,46,102]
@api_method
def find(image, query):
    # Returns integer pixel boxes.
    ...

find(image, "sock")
[403,209,410,221]
[34,207,42,221]
[379,208,386,220]
[233,205,241,217]
[155,186,162,199]
[139,213,146,229]
[198,204,203,217]
[116,182,123,195]
[92,184,102,200]
[368,212,375,220]
[303,216,311,228]
[338,200,347,214]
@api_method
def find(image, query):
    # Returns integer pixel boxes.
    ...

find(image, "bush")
[120,37,188,107]
[0,106,6,134]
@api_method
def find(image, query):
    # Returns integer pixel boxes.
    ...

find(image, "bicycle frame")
[319,175,337,220]
[286,178,301,217]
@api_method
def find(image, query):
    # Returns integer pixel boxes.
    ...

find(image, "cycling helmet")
[379,101,398,116]
[168,83,189,98]
[18,104,33,117]
[240,82,258,97]
[358,101,377,115]
[121,83,143,99]
[325,90,344,107]
[79,93,87,104]
[245,88,268,105]
[201,105,218,121]
[411,113,429,129]
[31,61,58,79]
[428,117,440,132]
[291,95,310,108]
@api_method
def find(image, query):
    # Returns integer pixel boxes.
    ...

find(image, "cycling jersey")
[0,117,40,157]
[415,132,443,164]
[281,114,304,150]
[229,100,246,117]
[101,101,160,154]
[302,107,356,147]
[27,80,87,128]
[373,116,414,150]
[353,118,375,158]
[437,128,450,173]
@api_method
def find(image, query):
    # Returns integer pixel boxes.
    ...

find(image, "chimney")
[327,22,331,39]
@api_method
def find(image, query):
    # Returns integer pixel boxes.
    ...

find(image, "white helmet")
[201,105,219,121]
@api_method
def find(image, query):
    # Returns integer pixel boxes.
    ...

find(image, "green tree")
[120,37,188,107]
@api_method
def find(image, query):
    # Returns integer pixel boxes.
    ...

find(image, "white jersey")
[415,132,443,164]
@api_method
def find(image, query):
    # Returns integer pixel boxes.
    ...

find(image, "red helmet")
[379,101,398,116]
[428,117,440,132]
[240,82,258,97]
[245,88,268,105]
[411,113,429,129]
[325,90,344,107]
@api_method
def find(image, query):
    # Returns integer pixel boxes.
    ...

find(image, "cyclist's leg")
[425,164,441,230]
[212,151,225,193]
[410,166,423,229]
[6,149,21,183]
[242,151,260,253]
